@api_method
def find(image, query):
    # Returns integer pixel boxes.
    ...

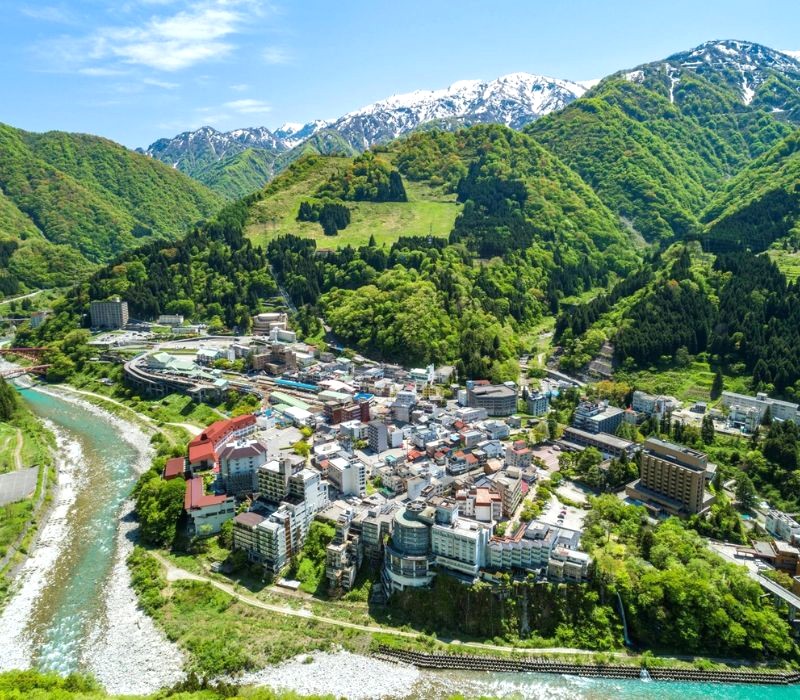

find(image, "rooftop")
[184,476,229,510]
[469,384,517,399]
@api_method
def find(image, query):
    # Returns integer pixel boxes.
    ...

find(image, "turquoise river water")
[1,383,798,698]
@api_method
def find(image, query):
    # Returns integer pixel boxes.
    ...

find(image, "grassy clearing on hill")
[616,359,751,404]
[247,157,460,250]
[767,247,800,282]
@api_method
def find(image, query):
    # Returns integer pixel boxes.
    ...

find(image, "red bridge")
[0,347,47,362]
[0,365,51,379]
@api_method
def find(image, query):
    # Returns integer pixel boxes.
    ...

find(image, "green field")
[246,156,460,250]
[767,247,800,282]
[616,359,751,404]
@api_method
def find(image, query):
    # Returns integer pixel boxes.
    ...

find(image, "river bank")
[0,380,186,695]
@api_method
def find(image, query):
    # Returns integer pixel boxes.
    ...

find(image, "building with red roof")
[184,476,235,535]
[188,414,257,470]
[163,457,186,481]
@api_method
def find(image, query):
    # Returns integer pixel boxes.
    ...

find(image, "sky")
[1,0,800,148]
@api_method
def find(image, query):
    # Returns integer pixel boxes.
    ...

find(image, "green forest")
[0,122,222,294]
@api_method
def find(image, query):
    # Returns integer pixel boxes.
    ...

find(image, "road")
[0,466,38,506]
[544,368,586,388]
[709,541,800,610]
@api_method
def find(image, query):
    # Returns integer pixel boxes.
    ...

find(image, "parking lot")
[0,466,38,506]
[530,443,562,471]
[556,479,594,505]
[538,492,587,532]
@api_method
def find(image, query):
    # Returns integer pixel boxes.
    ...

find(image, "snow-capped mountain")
[273,120,331,148]
[324,73,586,149]
[145,125,286,174]
[144,72,585,178]
[622,39,800,108]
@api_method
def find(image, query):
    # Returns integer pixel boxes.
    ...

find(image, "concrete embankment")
[374,647,800,685]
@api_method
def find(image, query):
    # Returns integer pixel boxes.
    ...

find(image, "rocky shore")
[83,501,186,695]
[0,418,80,673]
[234,650,421,699]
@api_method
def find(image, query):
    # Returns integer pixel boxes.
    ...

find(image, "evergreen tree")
[761,405,773,427]
[0,377,17,421]
[701,414,715,445]
[735,473,758,512]
[711,369,724,400]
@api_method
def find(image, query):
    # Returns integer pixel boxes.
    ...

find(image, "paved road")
[0,466,38,506]
[709,541,800,610]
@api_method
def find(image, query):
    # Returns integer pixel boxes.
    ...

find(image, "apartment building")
[89,298,129,329]
[368,420,389,453]
[572,401,624,435]
[526,391,550,417]
[327,457,367,497]
[493,469,523,517]
[626,437,715,516]
[218,439,267,495]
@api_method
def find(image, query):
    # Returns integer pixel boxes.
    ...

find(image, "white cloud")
[230,83,250,92]
[781,49,800,61]
[224,98,272,114]
[38,1,268,73]
[262,46,290,65]
[79,67,130,77]
[143,77,179,89]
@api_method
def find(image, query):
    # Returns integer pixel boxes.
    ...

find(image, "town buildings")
[368,420,389,453]
[722,391,800,429]
[766,510,800,545]
[486,520,590,582]
[184,476,235,536]
[526,390,550,417]
[572,401,624,435]
[218,439,268,495]
[560,427,638,460]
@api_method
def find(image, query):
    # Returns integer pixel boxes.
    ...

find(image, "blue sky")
[1,0,799,148]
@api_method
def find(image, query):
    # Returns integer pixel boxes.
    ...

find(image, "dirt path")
[149,552,629,658]
[165,422,202,437]
[13,428,22,470]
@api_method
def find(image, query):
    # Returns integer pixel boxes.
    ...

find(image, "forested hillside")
[18,198,276,349]
[703,130,800,251]
[527,53,795,244]
[0,123,223,295]
[260,125,641,376]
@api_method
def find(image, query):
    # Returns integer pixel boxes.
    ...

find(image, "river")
[0,381,798,698]
[0,382,184,694]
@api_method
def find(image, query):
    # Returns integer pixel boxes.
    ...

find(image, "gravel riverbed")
[234,650,422,699]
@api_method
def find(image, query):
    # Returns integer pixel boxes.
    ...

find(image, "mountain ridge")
[143,72,586,197]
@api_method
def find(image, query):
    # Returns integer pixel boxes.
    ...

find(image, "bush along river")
[1,378,799,699]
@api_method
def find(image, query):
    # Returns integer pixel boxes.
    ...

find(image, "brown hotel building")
[627,437,715,516]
